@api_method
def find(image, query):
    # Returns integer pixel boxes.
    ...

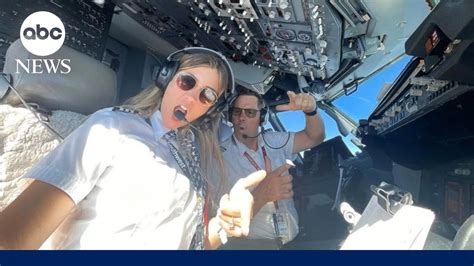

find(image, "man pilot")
[219,86,325,249]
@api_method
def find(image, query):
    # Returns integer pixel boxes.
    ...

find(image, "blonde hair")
[122,52,228,207]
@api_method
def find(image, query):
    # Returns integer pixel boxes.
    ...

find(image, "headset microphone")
[242,128,271,139]
[174,109,201,132]
[174,109,187,121]
[242,132,261,139]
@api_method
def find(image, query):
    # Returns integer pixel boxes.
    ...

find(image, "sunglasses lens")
[245,109,257,118]
[232,108,258,118]
[199,87,218,105]
[177,74,196,91]
[232,108,242,116]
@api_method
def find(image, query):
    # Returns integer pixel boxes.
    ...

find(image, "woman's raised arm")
[0,180,74,249]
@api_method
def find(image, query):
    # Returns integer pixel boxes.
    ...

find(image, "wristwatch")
[304,106,318,116]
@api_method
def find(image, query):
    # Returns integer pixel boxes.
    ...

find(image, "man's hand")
[255,157,294,204]
[217,170,266,237]
[276,91,316,113]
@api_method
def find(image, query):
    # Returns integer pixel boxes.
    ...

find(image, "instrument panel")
[367,59,474,135]
[113,0,376,82]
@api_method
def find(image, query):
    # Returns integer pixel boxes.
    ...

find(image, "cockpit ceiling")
[113,0,431,94]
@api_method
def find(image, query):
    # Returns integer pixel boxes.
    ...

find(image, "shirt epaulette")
[112,106,140,114]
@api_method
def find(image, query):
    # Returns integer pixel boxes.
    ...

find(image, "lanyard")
[168,142,192,180]
[166,138,209,249]
[243,146,279,209]
[243,146,267,171]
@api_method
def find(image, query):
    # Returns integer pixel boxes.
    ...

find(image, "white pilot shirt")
[25,108,202,249]
[220,132,299,243]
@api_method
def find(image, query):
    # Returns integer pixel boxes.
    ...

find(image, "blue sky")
[277,56,412,155]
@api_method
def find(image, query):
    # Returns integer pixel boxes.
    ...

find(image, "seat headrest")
[1,39,117,114]
[218,119,233,143]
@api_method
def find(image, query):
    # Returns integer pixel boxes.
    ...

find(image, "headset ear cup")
[227,108,233,124]
[227,95,237,124]
[259,99,269,126]
[155,60,179,90]
[260,106,269,126]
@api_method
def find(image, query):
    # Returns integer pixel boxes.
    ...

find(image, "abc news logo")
[23,24,63,40]
[17,11,71,74]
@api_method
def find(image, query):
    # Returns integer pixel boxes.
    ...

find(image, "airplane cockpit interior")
[1,0,473,250]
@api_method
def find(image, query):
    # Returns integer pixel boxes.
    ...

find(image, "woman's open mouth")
[173,105,188,121]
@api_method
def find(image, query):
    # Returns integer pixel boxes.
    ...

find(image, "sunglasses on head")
[231,107,260,118]
[176,72,219,106]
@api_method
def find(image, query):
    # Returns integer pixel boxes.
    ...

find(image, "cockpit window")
[277,111,359,156]
[333,56,412,122]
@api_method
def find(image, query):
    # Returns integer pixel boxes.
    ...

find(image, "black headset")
[228,87,268,126]
[155,47,235,116]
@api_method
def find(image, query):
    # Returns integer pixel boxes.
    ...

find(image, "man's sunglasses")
[231,107,260,118]
[176,73,218,106]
